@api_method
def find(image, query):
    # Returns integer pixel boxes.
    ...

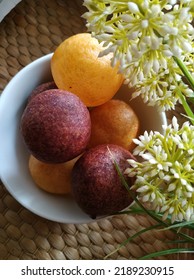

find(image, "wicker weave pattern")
[0,0,193,260]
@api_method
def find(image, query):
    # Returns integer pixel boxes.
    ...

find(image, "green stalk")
[104,223,162,259]
[173,56,194,91]
[139,248,194,260]
[177,87,194,125]
[173,57,194,124]
[160,220,194,231]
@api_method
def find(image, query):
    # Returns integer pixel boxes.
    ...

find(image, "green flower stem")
[174,56,194,125]
[173,56,194,91]
[104,223,162,260]
[177,87,194,125]
[161,220,194,231]
[139,248,194,260]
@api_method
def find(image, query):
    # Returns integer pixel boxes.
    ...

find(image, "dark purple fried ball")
[21,89,91,163]
[28,81,58,102]
[71,144,135,218]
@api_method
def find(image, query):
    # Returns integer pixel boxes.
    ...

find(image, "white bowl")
[0,53,167,223]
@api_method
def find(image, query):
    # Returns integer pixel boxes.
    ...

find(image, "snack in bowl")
[28,80,57,102]
[51,33,124,107]
[0,50,167,223]
[20,34,139,218]
[29,154,80,194]
[87,99,140,151]
[20,89,91,163]
[71,144,136,218]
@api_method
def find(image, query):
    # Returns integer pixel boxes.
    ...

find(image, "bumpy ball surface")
[29,155,79,194]
[71,144,135,218]
[20,89,91,163]
[88,99,140,151]
[28,81,57,102]
[51,33,124,107]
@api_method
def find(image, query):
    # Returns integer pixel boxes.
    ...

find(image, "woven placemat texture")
[0,0,193,260]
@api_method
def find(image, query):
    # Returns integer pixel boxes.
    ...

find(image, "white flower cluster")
[125,117,194,222]
[83,0,194,110]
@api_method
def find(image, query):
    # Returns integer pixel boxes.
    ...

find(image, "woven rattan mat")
[0,0,193,260]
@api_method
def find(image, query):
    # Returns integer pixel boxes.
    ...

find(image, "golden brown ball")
[87,99,140,151]
[29,155,79,194]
